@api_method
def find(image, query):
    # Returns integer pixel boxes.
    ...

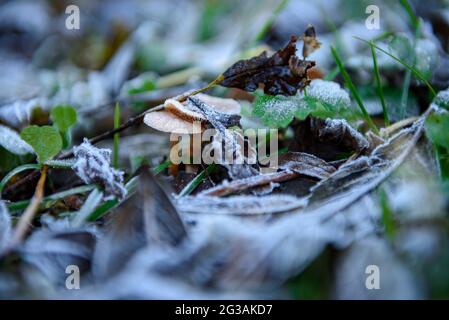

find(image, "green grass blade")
[151,160,172,175]
[369,42,390,126]
[71,188,103,227]
[113,102,120,168]
[330,46,379,134]
[324,66,339,81]
[252,0,289,44]
[399,0,420,32]
[87,176,139,221]
[178,164,216,197]
[7,184,96,212]
[354,37,436,97]
[379,188,396,239]
[0,163,41,194]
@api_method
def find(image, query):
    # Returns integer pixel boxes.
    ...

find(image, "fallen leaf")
[93,169,187,279]
[219,34,316,96]
[278,152,336,180]
[291,117,369,161]
[300,24,321,58]
[0,124,34,156]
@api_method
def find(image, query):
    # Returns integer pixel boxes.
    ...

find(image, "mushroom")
[143,94,241,134]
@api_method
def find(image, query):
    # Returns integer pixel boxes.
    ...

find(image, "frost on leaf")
[0,201,11,251]
[433,87,449,110]
[220,33,316,96]
[0,124,34,155]
[278,152,336,180]
[253,79,351,128]
[72,139,126,200]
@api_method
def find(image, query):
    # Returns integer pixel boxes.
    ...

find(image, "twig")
[9,165,48,246]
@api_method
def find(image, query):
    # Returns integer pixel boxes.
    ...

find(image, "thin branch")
[9,165,48,246]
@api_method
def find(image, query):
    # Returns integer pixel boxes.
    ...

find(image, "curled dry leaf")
[292,117,369,161]
[143,94,241,134]
[176,194,307,215]
[300,24,321,58]
[278,152,336,180]
[219,31,317,96]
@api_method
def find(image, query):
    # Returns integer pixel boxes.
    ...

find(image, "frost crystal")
[434,87,449,110]
[0,124,34,155]
[0,201,11,250]
[72,139,126,200]
[306,79,351,108]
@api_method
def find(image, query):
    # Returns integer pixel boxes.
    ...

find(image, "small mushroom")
[143,94,241,134]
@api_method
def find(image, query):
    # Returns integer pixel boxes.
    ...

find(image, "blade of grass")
[398,0,421,111]
[370,31,394,43]
[113,102,120,168]
[151,160,172,175]
[178,164,216,197]
[354,37,436,97]
[369,41,390,126]
[330,46,379,134]
[0,163,40,194]
[71,188,103,227]
[324,66,339,81]
[252,0,289,45]
[87,176,138,221]
[7,184,96,212]
[399,0,420,32]
[379,188,396,239]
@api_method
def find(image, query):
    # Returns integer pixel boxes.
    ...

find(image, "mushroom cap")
[143,110,203,134]
[144,94,241,134]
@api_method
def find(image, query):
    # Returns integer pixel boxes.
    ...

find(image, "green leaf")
[51,105,77,133]
[127,79,156,95]
[425,112,449,180]
[331,46,379,133]
[253,79,352,128]
[253,94,297,128]
[20,125,62,163]
[425,113,449,150]
[388,34,413,64]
